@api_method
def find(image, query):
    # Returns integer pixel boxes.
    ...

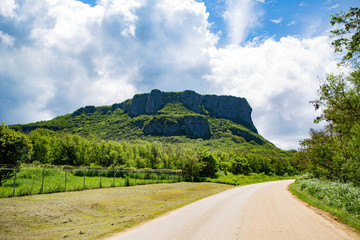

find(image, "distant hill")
[12,89,268,146]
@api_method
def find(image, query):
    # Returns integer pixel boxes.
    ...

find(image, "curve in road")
[107,180,360,240]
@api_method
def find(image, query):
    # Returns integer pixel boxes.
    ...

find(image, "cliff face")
[143,115,211,139]
[121,89,257,134]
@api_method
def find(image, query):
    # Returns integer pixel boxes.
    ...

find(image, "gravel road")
[108,180,360,240]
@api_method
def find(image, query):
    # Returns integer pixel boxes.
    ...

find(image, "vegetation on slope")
[2,93,299,187]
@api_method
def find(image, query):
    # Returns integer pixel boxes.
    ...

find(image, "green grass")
[0,169,182,198]
[204,172,296,185]
[0,182,233,240]
[289,177,360,232]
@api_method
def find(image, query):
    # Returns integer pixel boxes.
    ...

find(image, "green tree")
[312,71,360,135]
[29,129,54,164]
[298,6,360,184]
[330,7,360,66]
[198,148,218,177]
[0,123,33,185]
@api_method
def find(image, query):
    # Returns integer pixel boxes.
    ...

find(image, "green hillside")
[5,90,298,180]
[12,90,267,147]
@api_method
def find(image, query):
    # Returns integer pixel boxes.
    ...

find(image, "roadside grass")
[0,182,233,240]
[0,169,181,198]
[204,172,296,185]
[289,178,360,232]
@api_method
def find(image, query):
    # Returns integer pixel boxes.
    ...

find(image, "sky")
[0,0,357,150]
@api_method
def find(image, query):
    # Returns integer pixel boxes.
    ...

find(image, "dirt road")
[108,180,360,240]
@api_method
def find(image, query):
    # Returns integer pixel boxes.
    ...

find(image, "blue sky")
[0,0,357,149]
[78,0,356,45]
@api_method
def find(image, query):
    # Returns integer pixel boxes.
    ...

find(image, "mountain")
[12,90,267,146]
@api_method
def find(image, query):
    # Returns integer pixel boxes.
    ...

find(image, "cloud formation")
[0,0,341,149]
[223,0,261,45]
[206,36,339,148]
[0,0,216,123]
[270,17,283,24]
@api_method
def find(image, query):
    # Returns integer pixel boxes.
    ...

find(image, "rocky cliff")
[119,89,257,134]
[143,115,211,139]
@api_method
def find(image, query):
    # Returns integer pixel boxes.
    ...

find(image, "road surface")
[108,180,360,240]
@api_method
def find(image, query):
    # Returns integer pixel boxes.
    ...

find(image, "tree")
[298,7,360,184]
[330,7,360,66]
[0,123,33,185]
[198,148,218,177]
[312,70,360,136]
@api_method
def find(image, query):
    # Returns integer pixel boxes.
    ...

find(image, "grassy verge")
[0,182,233,240]
[289,178,360,232]
[204,172,296,185]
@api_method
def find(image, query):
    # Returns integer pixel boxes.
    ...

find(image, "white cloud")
[270,17,283,24]
[205,36,340,149]
[0,0,17,18]
[328,4,339,10]
[299,2,309,7]
[287,21,296,26]
[0,0,216,124]
[223,0,262,45]
[0,31,15,46]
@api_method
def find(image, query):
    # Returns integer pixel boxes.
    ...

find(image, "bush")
[296,178,360,217]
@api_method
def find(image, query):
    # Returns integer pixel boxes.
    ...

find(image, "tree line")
[0,123,297,185]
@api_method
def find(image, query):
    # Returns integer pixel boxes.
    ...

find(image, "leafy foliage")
[312,71,360,135]
[2,123,297,180]
[330,7,360,66]
[296,7,360,185]
[297,69,360,185]
[0,123,32,185]
[295,178,360,218]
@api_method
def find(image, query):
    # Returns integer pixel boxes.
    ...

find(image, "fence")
[0,167,183,198]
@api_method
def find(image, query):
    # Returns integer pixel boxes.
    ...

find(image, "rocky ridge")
[119,89,257,134]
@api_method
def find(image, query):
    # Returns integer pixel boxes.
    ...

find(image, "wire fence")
[0,167,183,198]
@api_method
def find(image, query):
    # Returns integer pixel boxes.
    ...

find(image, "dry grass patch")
[0,182,232,240]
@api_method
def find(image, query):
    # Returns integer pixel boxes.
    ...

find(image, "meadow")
[0,168,181,198]
[0,182,233,240]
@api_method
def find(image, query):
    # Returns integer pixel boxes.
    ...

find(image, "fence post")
[100,170,102,188]
[13,169,17,197]
[83,169,86,190]
[65,169,67,192]
[113,170,116,187]
[41,169,45,194]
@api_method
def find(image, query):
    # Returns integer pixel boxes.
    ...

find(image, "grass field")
[0,182,233,240]
[0,168,181,198]
[289,178,360,232]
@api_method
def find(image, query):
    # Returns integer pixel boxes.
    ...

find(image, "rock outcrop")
[119,89,257,133]
[143,115,211,139]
